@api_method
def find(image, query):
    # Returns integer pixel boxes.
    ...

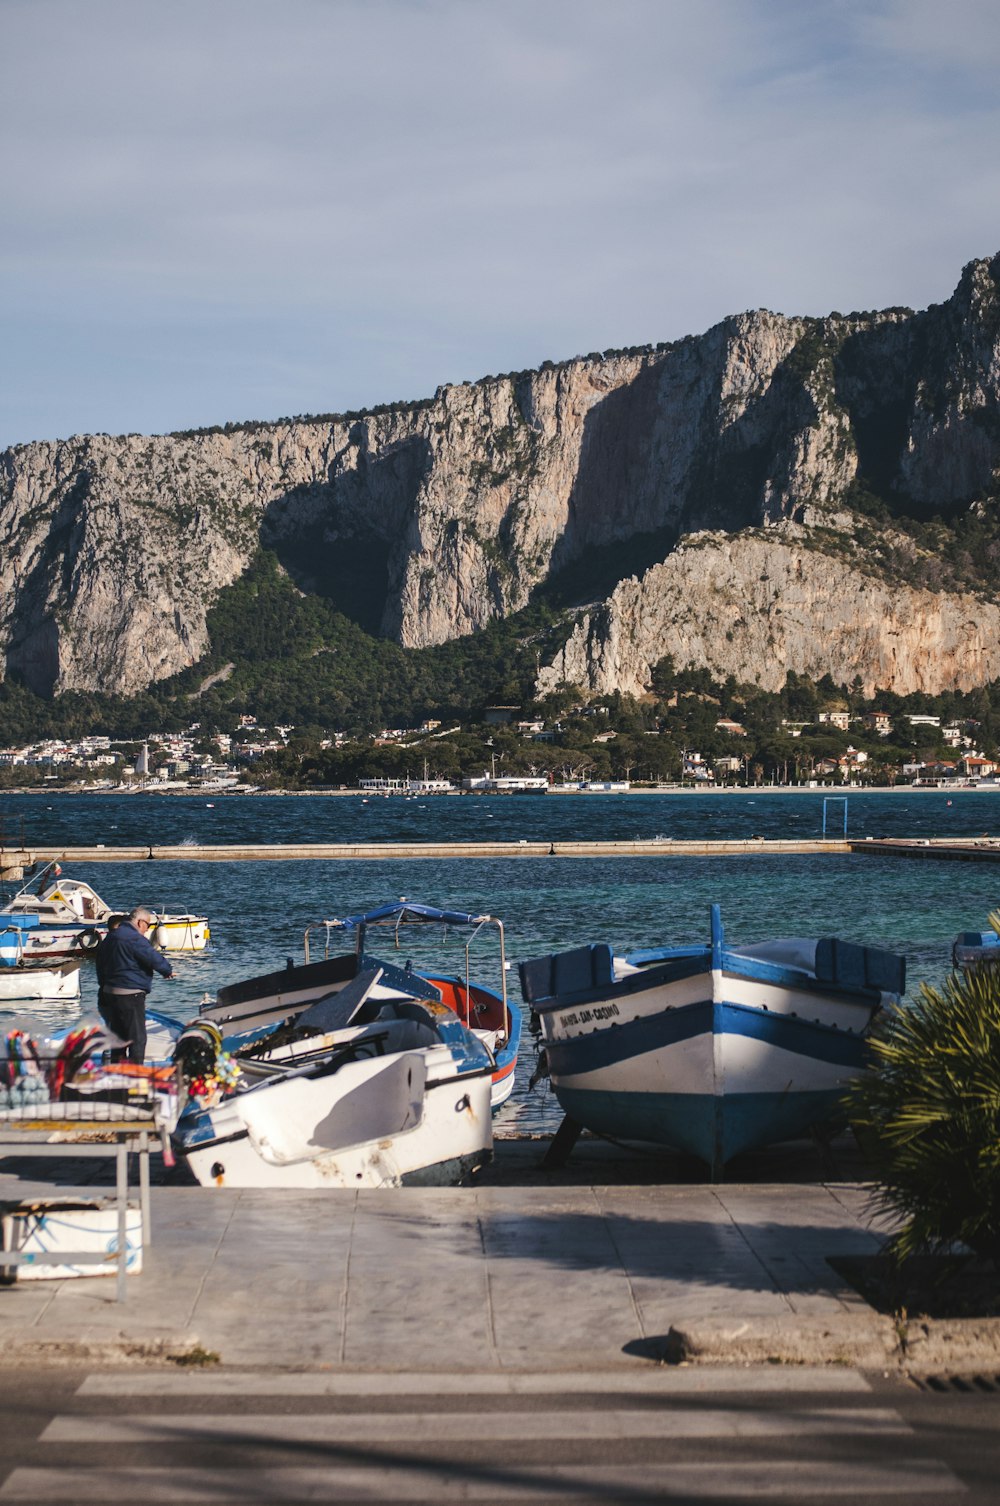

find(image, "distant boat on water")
[953,912,1000,969]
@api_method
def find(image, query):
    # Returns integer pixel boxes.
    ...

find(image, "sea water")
[2,789,999,1133]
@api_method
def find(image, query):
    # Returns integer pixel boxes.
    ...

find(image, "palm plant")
[848,934,1000,1263]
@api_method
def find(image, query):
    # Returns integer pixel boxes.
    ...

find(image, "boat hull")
[178,1064,493,1189]
[523,913,900,1178]
[548,994,868,1168]
[0,923,102,965]
[0,963,81,1002]
[152,915,210,952]
[953,930,1000,969]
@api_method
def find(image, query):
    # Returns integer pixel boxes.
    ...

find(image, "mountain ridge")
[2,251,999,703]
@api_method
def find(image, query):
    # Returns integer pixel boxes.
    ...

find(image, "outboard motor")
[173,1019,223,1083]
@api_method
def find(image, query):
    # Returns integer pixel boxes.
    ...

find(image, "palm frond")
[847,961,1000,1263]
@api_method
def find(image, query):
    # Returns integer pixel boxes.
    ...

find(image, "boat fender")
[78,928,102,952]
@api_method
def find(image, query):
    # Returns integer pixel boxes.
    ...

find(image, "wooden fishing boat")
[311,902,522,1112]
[519,904,906,1179]
[170,966,493,1188]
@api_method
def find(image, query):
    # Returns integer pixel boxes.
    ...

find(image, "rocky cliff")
[1,252,999,700]
[537,525,1000,699]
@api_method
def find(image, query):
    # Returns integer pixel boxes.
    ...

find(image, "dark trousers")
[97,989,148,1063]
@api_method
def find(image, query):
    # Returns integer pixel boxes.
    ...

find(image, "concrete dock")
[0,1136,994,1376]
[3,837,1000,868]
[3,840,852,868]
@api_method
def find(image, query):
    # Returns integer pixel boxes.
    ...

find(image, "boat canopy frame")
[304,901,509,1032]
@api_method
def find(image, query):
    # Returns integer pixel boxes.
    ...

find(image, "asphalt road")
[0,1364,996,1502]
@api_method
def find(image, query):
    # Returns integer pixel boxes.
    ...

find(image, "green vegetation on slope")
[0,551,573,742]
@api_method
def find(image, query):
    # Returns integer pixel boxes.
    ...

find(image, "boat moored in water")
[150,913,211,952]
[0,920,82,1001]
[518,904,906,1179]
[952,912,1000,969]
[0,863,210,955]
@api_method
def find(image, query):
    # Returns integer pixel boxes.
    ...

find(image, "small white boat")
[170,966,493,1188]
[150,914,210,952]
[1,871,110,961]
[0,922,81,1002]
[1,863,210,955]
[311,902,522,1113]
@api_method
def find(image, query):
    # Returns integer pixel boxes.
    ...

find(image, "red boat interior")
[426,975,508,1038]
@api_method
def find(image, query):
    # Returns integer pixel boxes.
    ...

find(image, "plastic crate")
[0,1198,143,1281]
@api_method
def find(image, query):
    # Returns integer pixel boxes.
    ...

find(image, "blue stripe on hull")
[554,1084,846,1172]
[546,999,869,1080]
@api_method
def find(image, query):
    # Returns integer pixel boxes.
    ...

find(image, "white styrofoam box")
[0,1199,143,1280]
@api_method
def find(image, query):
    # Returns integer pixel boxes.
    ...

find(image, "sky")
[3,0,999,450]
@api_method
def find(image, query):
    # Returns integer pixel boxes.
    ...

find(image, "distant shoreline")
[2,783,997,799]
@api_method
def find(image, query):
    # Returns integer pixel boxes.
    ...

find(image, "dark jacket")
[95,921,174,994]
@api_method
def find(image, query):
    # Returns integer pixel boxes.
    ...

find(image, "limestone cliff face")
[536,527,1000,699]
[1,252,999,698]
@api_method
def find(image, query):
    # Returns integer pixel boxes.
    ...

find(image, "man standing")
[94,906,175,1063]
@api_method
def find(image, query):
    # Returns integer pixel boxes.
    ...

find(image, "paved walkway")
[0,1139,994,1374]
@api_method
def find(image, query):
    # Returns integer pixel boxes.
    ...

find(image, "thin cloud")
[2,0,998,446]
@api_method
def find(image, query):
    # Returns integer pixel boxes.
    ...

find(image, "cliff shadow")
[543,361,681,606]
[259,429,434,637]
[543,345,815,607]
[832,319,921,511]
[4,471,91,696]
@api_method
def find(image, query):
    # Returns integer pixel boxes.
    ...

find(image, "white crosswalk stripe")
[41,1405,914,1444]
[78,1365,874,1396]
[0,1369,967,1503]
[0,1460,965,1501]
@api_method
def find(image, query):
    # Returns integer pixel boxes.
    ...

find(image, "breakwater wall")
[851,837,1000,863]
[3,838,851,867]
[5,837,1000,873]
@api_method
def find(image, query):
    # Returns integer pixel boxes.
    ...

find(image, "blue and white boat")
[0,917,82,1001]
[953,916,1000,969]
[170,965,494,1189]
[314,902,522,1113]
[518,905,906,1179]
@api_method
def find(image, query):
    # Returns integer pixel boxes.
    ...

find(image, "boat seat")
[956,930,1000,948]
[518,943,615,1004]
[371,1014,440,1052]
[814,938,906,996]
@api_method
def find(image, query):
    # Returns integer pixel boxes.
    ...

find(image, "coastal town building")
[960,754,997,778]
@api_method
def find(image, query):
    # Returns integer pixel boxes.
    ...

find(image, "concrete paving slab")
[0,1138,994,1374]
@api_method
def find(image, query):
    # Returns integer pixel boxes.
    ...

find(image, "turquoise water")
[2,790,998,1133]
